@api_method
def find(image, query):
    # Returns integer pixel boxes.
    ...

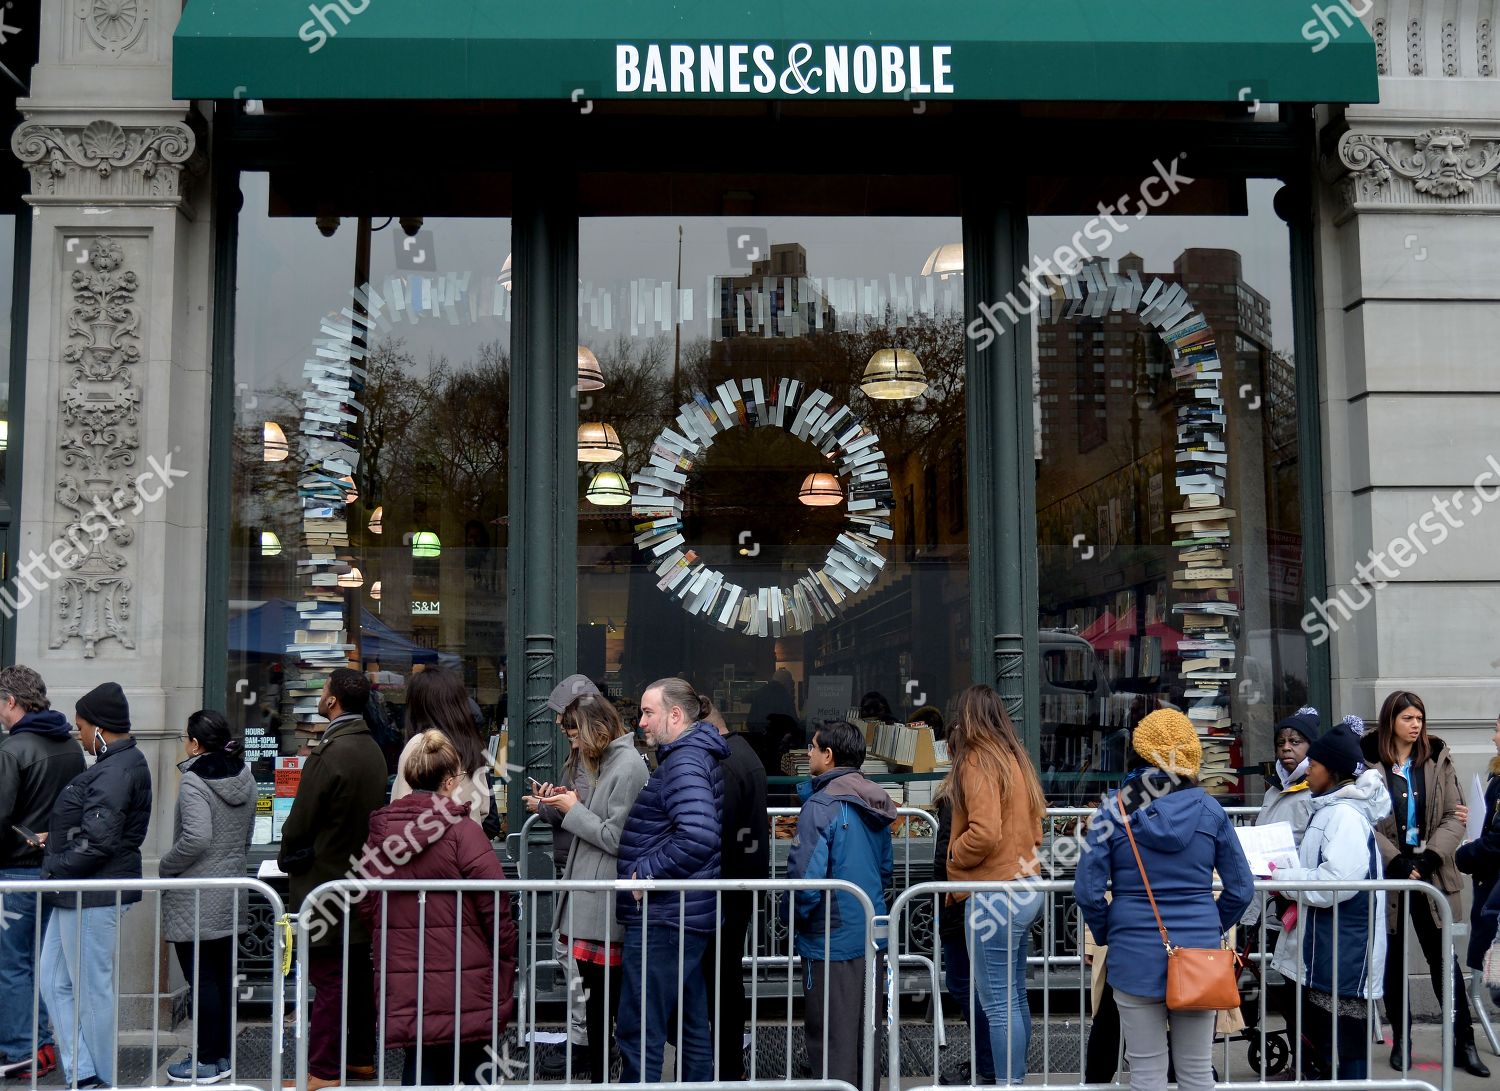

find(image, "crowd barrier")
[886,878,1456,1091]
[0,876,285,1091]
[0,828,1473,1091]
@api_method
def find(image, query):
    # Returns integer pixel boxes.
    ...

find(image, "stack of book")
[1154,299,1239,795]
[288,312,368,729]
[1051,265,1243,795]
[635,378,894,637]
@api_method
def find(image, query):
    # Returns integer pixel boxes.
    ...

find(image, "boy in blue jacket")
[787,720,896,1089]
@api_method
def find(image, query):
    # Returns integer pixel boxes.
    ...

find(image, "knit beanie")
[75,682,130,733]
[1307,722,1364,780]
[1132,709,1202,779]
[1340,713,1369,737]
[1273,705,1322,746]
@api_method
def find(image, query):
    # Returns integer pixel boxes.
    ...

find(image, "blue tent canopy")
[228,598,461,671]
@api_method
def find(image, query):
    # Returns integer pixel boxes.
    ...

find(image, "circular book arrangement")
[631,378,895,638]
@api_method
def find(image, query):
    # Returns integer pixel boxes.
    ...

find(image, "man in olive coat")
[278,668,388,1089]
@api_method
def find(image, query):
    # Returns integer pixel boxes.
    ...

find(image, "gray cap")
[547,673,601,713]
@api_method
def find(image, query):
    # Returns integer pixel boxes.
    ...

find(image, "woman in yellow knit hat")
[1073,709,1254,1091]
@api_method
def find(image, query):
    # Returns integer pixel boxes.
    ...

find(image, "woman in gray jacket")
[542,695,649,1082]
[159,711,257,1084]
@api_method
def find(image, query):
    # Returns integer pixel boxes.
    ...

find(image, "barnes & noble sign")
[615,42,955,98]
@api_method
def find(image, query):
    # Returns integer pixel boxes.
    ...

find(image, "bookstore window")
[227,172,511,844]
[575,217,970,797]
[1032,180,1306,805]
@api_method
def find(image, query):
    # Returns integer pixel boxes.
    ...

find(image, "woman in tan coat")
[1360,689,1488,1077]
[943,684,1046,1085]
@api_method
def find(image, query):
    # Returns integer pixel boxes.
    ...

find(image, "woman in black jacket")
[38,683,153,1090]
[1457,713,1500,981]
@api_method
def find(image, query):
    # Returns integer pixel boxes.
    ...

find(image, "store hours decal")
[632,379,894,638]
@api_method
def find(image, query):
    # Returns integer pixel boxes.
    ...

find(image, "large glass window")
[577,218,968,793]
[228,173,510,843]
[1031,181,1303,804]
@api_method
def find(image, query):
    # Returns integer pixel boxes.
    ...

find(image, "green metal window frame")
[1,209,31,667]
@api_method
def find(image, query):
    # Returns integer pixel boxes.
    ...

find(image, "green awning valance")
[173,0,1377,104]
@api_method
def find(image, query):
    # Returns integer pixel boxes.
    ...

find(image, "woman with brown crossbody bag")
[1073,710,1256,1091]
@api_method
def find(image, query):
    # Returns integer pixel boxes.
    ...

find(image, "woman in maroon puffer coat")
[360,730,516,1086]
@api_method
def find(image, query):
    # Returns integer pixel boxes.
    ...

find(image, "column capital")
[10,113,204,212]
[1330,123,1500,221]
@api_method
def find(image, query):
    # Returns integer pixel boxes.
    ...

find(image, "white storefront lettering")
[615,42,955,97]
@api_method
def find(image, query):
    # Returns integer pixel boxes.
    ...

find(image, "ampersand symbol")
[779,43,821,95]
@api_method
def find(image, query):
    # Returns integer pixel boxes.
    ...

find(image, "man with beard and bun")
[615,677,728,1084]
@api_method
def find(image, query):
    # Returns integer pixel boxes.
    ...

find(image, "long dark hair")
[562,694,627,775]
[406,669,487,775]
[1377,690,1430,768]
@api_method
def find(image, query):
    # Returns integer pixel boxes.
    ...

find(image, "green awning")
[173,0,1377,104]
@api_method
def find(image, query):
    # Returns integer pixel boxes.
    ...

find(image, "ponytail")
[648,677,709,725]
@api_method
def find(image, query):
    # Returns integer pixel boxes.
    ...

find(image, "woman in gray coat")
[159,711,257,1084]
[542,695,649,1082]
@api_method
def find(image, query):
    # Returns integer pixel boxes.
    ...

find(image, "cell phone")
[12,824,41,848]
[526,777,544,794]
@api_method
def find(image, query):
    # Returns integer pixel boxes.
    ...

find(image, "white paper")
[1470,773,1488,843]
[1235,821,1299,877]
[257,858,287,879]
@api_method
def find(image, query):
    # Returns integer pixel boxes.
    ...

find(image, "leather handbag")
[1117,797,1241,1011]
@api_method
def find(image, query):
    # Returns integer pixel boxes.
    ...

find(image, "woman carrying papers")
[1268,722,1390,1080]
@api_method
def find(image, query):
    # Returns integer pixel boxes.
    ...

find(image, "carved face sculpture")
[1415,129,1472,197]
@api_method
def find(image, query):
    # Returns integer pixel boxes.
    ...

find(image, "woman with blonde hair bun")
[360,731,515,1087]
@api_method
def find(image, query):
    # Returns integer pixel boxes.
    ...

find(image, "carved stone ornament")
[53,236,141,657]
[79,0,149,56]
[10,118,198,204]
[1336,127,1500,215]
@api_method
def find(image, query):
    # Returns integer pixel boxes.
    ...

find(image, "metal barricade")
[886,878,1455,1091]
[0,876,286,1091]
[294,875,878,1091]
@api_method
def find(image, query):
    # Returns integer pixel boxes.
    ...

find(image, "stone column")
[1316,6,1500,775]
[8,0,213,1023]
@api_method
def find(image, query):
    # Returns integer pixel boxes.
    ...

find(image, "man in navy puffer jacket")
[616,677,728,1083]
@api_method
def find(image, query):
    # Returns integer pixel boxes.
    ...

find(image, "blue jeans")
[40,904,126,1085]
[944,936,995,1080]
[616,923,712,1083]
[967,884,1042,1084]
[0,868,52,1057]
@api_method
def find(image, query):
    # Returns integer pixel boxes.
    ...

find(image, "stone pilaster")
[9,0,217,1024]
[1314,6,1500,753]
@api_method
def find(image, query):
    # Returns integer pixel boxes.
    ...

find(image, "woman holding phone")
[545,694,648,1082]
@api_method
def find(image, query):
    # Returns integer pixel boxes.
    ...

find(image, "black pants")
[308,943,376,1079]
[577,959,622,1083]
[702,891,754,1080]
[803,952,884,1091]
[1084,983,1120,1084]
[173,937,237,1062]
[400,1040,488,1086]
[1383,892,1475,1048]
